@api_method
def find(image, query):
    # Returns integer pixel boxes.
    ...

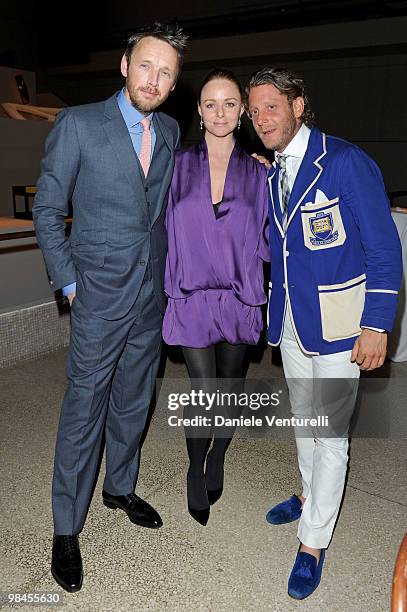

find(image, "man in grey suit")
[33,23,188,592]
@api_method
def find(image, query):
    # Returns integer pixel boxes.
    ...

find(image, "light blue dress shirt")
[63,89,155,297]
[116,88,156,158]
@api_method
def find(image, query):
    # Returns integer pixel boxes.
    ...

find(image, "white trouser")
[280,310,360,549]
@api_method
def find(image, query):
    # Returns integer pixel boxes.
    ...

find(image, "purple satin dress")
[163,140,269,348]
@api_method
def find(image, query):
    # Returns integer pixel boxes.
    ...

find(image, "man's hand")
[351,328,387,370]
[67,292,76,306]
[252,153,271,170]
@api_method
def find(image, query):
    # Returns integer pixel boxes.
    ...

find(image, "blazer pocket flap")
[72,250,105,269]
[70,230,106,248]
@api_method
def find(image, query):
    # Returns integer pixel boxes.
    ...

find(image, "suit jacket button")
[139,260,146,266]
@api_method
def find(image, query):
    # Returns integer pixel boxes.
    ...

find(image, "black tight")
[182,342,247,380]
[182,342,247,509]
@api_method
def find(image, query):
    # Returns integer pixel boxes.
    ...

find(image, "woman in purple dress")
[163,69,269,525]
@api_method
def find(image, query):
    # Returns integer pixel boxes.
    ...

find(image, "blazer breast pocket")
[301,198,346,251]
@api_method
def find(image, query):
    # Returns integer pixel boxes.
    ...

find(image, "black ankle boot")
[187,468,210,526]
[205,447,226,505]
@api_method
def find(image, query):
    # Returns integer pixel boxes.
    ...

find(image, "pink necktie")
[139,116,151,177]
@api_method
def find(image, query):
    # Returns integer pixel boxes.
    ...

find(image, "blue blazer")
[267,126,402,355]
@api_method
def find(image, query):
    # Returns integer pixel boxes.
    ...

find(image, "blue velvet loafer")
[288,549,325,599]
[266,495,302,525]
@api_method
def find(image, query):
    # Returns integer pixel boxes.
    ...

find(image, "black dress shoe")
[51,535,83,593]
[102,490,163,529]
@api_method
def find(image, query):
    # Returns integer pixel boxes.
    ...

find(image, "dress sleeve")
[257,166,271,262]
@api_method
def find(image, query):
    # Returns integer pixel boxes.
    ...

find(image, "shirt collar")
[278,123,311,160]
[117,88,154,128]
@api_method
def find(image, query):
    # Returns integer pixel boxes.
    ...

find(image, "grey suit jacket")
[33,93,180,319]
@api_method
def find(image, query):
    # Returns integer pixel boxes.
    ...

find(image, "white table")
[388,210,407,362]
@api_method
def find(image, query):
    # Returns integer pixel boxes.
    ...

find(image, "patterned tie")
[276,153,290,231]
[139,116,151,177]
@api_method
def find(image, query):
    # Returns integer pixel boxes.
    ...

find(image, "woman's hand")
[252,153,272,170]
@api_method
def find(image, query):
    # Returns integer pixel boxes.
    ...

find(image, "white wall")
[0,118,52,217]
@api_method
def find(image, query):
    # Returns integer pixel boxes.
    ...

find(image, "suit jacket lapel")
[286,127,327,230]
[102,94,148,203]
[149,113,174,225]
[153,112,173,154]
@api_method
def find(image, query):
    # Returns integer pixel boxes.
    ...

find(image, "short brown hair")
[245,67,315,126]
[125,22,188,78]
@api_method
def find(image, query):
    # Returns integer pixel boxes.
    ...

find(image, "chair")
[392,533,407,612]
[0,102,61,122]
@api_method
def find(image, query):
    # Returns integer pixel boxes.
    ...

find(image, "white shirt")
[276,123,311,212]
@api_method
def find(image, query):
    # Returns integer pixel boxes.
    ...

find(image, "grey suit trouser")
[52,273,162,535]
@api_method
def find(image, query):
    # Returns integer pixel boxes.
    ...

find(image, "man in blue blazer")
[247,67,402,599]
[33,24,187,592]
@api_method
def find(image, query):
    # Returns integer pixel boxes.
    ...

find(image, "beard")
[276,114,298,151]
[127,85,162,113]
[258,111,298,152]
